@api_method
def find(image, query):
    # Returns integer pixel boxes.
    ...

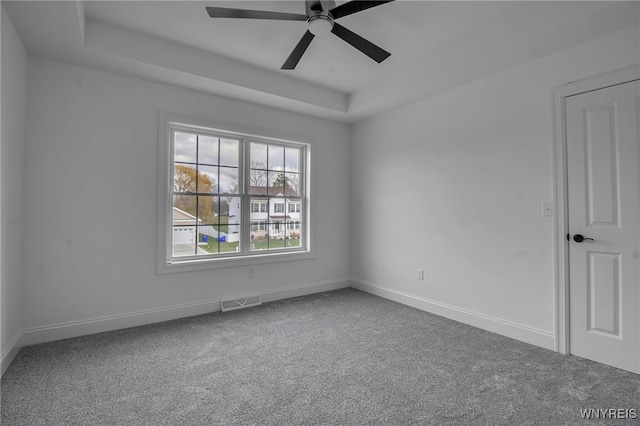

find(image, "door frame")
[552,65,640,355]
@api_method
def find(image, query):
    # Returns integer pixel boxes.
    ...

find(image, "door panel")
[587,251,620,336]
[566,80,640,373]
[585,103,619,226]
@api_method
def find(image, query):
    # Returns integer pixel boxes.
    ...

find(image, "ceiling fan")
[206,1,394,70]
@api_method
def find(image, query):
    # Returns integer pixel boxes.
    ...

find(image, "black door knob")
[573,234,594,243]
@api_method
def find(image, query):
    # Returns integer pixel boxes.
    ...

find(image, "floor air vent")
[221,295,262,312]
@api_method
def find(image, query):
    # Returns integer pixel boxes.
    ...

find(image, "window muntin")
[167,124,307,264]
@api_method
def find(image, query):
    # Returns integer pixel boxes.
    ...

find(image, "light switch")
[542,201,554,217]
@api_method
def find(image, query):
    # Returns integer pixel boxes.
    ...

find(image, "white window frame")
[157,112,314,274]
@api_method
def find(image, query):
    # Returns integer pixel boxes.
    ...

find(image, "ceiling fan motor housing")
[307,15,334,36]
[305,0,336,36]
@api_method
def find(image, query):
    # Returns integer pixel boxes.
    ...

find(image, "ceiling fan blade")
[282,31,315,70]
[331,23,390,63]
[206,7,307,21]
[330,0,394,20]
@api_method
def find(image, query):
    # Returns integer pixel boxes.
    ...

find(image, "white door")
[566,79,640,374]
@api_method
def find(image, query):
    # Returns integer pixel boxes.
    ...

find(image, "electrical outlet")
[248,267,255,278]
[417,268,424,280]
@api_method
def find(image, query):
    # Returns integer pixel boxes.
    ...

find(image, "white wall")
[19,58,350,342]
[6,8,638,367]
[350,25,640,349]
[1,5,28,372]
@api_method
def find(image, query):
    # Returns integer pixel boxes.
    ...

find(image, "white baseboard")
[1,332,23,376]
[5,278,351,375]
[351,278,556,351]
[17,298,223,349]
[260,278,351,303]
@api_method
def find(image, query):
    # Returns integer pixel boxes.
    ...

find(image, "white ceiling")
[81,1,524,93]
[4,1,639,123]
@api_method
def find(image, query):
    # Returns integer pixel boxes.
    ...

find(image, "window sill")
[156,249,314,274]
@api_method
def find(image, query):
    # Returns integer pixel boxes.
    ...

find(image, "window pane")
[251,228,267,251]
[285,147,300,172]
[172,226,197,257]
[286,220,301,247]
[224,197,241,226]
[285,172,300,196]
[197,165,218,194]
[196,224,240,255]
[198,226,218,255]
[174,132,196,163]
[219,166,239,194]
[251,143,267,168]
[220,225,240,253]
[197,196,219,223]
[198,135,218,165]
[268,171,287,195]
[173,194,197,218]
[172,195,198,257]
[173,164,197,193]
[250,170,267,193]
[251,222,277,251]
[271,220,285,243]
[195,198,241,255]
[220,138,239,167]
[268,145,284,171]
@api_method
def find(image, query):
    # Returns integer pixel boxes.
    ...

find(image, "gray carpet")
[2,288,639,425]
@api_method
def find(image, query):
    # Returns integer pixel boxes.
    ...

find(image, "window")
[288,202,301,213]
[250,201,267,213]
[159,114,311,272]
